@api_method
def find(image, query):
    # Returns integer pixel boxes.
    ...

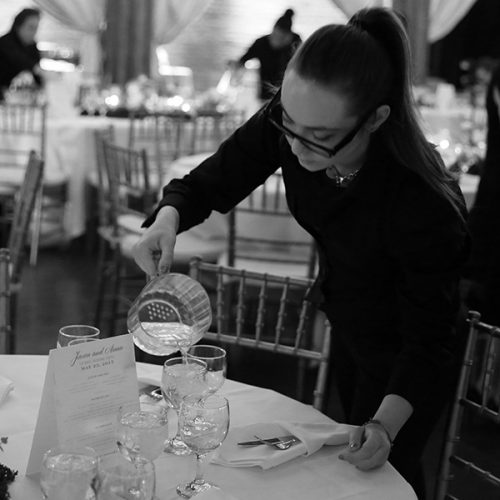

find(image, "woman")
[231,8,301,100]
[133,8,468,498]
[0,8,43,99]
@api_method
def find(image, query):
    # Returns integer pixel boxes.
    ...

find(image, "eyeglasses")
[265,89,375,158]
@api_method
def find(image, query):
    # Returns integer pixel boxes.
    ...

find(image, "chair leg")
[8,291,18,354]
[109,249,123,337]
[94,237,110,331]
[29,190,43,266]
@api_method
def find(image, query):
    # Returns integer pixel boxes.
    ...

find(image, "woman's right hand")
[133,206,180,277]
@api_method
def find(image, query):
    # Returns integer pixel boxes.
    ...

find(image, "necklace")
[325,165,361,187]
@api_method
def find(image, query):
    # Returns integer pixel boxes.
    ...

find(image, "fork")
[253,435,296,450]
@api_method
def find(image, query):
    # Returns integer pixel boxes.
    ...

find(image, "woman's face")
[17,16,39,45]
[280,69,373,172]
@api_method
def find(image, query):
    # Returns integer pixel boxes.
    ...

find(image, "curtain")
[152,0,214,46]
[33,0,105,76]
[428,0,477,42]
[332,0,476,42]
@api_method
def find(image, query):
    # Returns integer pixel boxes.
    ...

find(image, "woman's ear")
[366,105,390,132]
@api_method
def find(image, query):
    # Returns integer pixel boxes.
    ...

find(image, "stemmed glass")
[187,345,227,396]
[57,325,100,348]
[176,395,230,498]
[161,357,208,455]
[116,401,169,465]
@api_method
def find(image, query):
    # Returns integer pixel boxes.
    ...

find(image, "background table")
[0,355,416,500]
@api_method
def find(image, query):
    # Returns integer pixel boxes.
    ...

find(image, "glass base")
[176,480,218,498]
[164,436,192,456]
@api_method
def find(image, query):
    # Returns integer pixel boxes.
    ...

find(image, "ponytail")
[288,7,465,217]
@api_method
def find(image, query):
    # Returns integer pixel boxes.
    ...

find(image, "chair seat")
[218,251,313,279]
[0,167,68,188]
[98,224,225,264]
[175,231,226,263]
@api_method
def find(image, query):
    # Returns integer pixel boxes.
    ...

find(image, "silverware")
[237,434,297,447]
[139,384,163,401]
[253,435,298,450]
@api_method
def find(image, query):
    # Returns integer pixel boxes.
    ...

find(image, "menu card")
[26,334,139,475]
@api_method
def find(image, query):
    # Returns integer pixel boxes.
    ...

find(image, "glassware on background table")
[161,356,208,455]
[127,273,211,356]
[40,446,98,500]
[176,395,230,498]
[57,325,100,348]
[187,345,227,396]
[116,401,169,464]
[96,453,155,500]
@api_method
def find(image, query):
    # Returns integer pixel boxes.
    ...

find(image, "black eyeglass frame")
[265,89,378,158]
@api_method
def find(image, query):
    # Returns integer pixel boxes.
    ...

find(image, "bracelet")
[363,419,394,447]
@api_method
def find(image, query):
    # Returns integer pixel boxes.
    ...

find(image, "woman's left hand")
[338,424,392,470]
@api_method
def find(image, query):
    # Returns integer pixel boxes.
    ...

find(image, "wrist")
[155,205,179,232]
[364,419,394,446]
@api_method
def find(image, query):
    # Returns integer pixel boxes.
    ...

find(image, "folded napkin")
[0,375,14,406]
[214,420,354,470]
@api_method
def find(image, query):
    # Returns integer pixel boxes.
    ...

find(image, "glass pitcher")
[127,273,212,356]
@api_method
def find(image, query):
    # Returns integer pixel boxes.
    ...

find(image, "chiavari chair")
[189,258,330,410]
[436,310,500,499]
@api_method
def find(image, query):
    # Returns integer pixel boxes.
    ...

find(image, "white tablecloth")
[0,355,416,500]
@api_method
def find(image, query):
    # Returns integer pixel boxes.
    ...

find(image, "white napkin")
[0,375,14,406]
[214,420,354,470]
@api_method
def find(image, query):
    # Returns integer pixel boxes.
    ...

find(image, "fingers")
[133,228,175,277]
[339,425,391,471]
[348,425,365,452]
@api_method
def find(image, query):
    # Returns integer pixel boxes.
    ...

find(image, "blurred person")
[230,8,301,100]
[133,8,469,498]
[0,8,43,100]
[465,63,500,323]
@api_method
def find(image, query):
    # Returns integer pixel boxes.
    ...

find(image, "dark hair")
[275,9,294,33]
[287,7,463,214]
[11,8,41,33]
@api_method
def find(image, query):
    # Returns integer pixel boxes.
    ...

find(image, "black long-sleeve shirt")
[144,107,469,412]
[239,34,301,100]
[0,30,42,94]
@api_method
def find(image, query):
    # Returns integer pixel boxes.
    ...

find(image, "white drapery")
[152,0,214,46]
[332,0,477,42]
[428,0,477,42]
[33,0,105,76]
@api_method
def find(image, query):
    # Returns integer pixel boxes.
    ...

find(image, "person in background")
[231,8,301,100]
[133,8,469,498]
[465,63,500,323]
[0,8,43,100]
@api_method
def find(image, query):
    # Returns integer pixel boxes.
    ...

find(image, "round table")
[0,355,417,500]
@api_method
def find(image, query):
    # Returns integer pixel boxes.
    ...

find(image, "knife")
[237,434,297,446]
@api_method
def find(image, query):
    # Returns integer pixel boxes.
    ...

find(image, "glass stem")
[193,453,208,484]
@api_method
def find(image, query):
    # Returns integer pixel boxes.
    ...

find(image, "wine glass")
[176,395,230,498]
[187,345,227,395]
[57,325,100,348]
[116,401,169,465]
[161,357,208,455]
[97,453,155,500]
[40,446,98,500]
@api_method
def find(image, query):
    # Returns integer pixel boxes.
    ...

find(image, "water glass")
[58,325,100,348]
[176,395,230,498]
[116,401,169,464]
[187,345,227,395]
[40,446,98,500]
[161,356,208,455]
[96,453,155,500]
